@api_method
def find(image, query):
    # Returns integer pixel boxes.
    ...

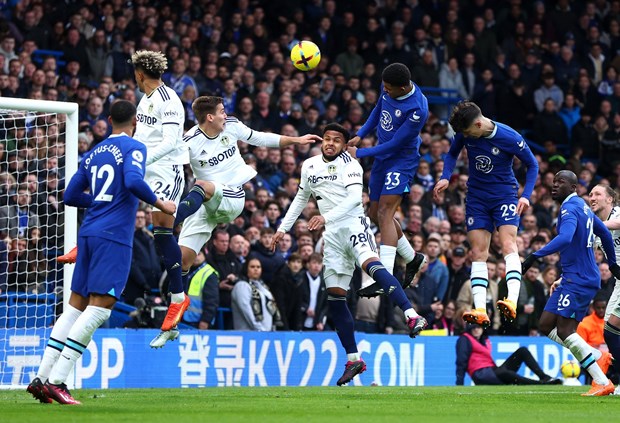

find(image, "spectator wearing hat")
[445,244,471,302]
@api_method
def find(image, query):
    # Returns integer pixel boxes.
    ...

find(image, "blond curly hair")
[130,50,168,78]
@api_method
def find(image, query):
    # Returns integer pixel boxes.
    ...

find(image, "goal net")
[0,98,77,388]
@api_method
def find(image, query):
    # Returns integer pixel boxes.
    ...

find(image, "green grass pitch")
[4,386,620,423]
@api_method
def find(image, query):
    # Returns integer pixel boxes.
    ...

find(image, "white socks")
[564,333,607,385]
[347,353,361,362]
[397,234,415,263]
[36,304,82,381]
[380,245,397,275]
[504,252,522,304]
[48,306,111,385]
[470,261,489,310]
[404,308,419,319]
[171,292,186,303]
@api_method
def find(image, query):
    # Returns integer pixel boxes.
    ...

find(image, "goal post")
[0,98,78,388]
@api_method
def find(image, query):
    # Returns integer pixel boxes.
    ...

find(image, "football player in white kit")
[57,51,192,336]
[271,123,427,386]
[149,96,320,347]
[588,184,620,391]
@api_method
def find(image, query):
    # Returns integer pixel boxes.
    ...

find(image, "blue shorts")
[368,159,416,202]
[465,193,520,233]
[71,236,132,299]
[544,277,598,322]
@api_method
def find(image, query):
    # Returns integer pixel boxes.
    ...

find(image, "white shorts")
[145,164,185,210]
[605,279,620,321]
[323,215,378,286]
[178,182,244,253]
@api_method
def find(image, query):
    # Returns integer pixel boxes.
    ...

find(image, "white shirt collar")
[107,132,129,139]
[396,81,416,100]
[561,192,577,206]
[483,122,498,139]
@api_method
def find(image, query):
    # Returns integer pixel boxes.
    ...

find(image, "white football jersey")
[135,84,188,165]
[298,152,365,220]
[183,117,280,187]
[595,205,620,265]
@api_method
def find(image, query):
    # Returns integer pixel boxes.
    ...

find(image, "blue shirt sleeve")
[64,165,93,208]
[534,209,577,257]
[441,134,464,180]
[594,215,617,266]
[499,136,539,200]
[356,109,424,158]
[124,144,158,205]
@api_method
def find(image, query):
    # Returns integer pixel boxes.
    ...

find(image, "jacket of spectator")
[183,259,219,329]
[0,188,40,240]
[122,225,162,305]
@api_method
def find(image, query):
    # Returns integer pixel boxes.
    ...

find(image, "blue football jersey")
[65,134,154,246]
[442,122,539,199]
[535,193,604,287]
[356,81,428,161]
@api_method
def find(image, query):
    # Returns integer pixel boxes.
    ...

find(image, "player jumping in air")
[58,51,191,335]
[272,123,428,385]
[433,101,539,328]
[348,63,428,297]
[149,96,319,347]
[523,171,620,396]
[27,100,176,405]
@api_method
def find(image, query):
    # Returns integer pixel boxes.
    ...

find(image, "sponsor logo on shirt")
[137,113,157,125]
[380,111,393,131]
[198,145,237,167]
[474,155,493,174]
[307,174,337,184]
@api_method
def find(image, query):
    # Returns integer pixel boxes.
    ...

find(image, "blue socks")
[154,226,184,294]
[327,294,357,354]
[604,321,620,371]
[174,185,206,227]
[366,261,411,312]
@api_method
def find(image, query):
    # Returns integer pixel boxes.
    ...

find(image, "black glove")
[522,254,537,274]
[610,263,620,280]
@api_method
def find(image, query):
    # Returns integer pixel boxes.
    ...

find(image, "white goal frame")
[0,98,78,313]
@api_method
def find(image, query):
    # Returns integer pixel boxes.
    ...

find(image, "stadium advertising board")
[1,329,578,388]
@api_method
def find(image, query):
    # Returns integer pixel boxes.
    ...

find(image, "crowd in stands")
[1,0,620,338]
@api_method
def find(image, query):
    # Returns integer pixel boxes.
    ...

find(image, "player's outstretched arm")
[605,218,620,230]
[279,133,321,147]
[347,135,361,147]
[516,197,530,215]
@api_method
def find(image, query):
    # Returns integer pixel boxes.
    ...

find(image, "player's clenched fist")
[270,230,284,252]
[433,178,449,200]
[154,199,176,215]
[347,135,361,147]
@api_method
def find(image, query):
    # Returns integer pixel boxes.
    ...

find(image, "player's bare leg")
[496,225,520,321]
[462,229,491,328]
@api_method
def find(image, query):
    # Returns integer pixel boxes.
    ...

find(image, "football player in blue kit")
[522,170,620,396]
[433,101,539,327]
[26,100,176,405]
[349,63,429,297]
